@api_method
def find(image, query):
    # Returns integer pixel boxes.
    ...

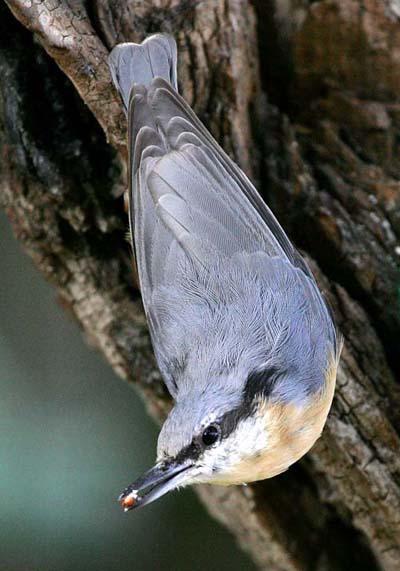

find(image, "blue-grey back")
[108,35,340,404]
[151,250,337,404]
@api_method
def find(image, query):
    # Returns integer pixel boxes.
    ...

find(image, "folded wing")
[129,79,323,394]
[108,37,335,398]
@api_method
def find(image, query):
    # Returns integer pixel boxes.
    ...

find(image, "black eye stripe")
[172,367,279,462]
[218,367,280,438]
[245,366,280,402]
[174,440,202,463]
[172,424,221,463]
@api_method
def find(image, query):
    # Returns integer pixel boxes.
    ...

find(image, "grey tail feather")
[108,34,178,112]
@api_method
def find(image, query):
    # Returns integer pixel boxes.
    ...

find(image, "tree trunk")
[1,1,399,569]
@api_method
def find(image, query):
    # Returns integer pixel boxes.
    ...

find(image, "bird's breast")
[212,356,338,486]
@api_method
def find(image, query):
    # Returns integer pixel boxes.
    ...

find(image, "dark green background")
[0,213,253,571]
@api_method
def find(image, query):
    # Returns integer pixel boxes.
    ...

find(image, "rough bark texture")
[1,1,399,570]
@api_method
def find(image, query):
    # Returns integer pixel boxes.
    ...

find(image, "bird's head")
[118,355,338,511]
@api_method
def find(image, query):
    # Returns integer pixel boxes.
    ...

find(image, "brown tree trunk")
[1,1,399,569]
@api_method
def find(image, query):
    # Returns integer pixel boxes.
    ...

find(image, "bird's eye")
[202,424,220,446]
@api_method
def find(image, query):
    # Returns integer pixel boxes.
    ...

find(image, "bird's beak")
[118,460,194,511]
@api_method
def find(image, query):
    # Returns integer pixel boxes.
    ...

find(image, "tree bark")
[1,1,399,569]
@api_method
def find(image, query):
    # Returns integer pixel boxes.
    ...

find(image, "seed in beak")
[119,492,138,511]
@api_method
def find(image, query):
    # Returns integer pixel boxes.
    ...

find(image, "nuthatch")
[108,34,342,511]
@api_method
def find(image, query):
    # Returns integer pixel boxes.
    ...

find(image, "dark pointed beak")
[118,461,193,511]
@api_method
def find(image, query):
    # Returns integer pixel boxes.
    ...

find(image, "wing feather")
[108,35,340,400]
[148,81,312,274]
[127,73,330,397]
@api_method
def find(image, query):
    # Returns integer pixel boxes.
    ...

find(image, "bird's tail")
[108,34,178,112]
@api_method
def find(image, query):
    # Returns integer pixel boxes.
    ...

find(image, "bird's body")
[108,34,342,510]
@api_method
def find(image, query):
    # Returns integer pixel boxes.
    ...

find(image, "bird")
[108,34,342,511]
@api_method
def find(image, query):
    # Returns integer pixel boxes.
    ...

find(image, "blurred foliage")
[0,212,253,571]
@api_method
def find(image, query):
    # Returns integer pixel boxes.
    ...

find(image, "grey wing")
[128,79,327,397]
